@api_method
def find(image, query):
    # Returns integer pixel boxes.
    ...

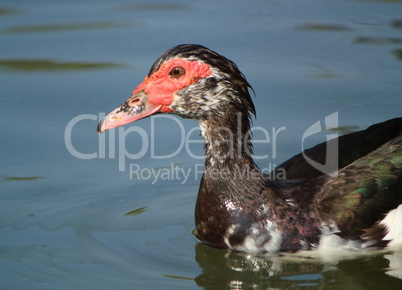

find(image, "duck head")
[97,44,255,133]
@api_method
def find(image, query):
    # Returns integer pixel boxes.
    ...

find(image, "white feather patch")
[318,225,363,251]
[224,221,282,254]
[380,204,402,247]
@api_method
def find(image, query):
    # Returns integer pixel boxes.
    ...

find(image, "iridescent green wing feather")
[315,136,402,240]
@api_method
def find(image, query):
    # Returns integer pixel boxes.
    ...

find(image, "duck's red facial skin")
[97,58,212,133]
[134,58,212,112]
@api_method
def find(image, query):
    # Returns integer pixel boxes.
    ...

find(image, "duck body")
[195,125,402,253]
[98,44,402,254]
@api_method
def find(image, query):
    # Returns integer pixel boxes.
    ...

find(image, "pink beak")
[97,91,162,134]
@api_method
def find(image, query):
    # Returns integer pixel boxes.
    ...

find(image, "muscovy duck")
[98,44,402,254]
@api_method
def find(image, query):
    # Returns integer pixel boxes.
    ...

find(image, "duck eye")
[169,66,185,79]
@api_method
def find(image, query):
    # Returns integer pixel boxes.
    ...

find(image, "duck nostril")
[129,98,140,106]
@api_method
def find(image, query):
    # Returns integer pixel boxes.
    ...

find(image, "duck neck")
[198,111,268,193]
[200,112,255,167]
[194,111,274,248]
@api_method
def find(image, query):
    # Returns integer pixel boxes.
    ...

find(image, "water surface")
[1,0,402,289]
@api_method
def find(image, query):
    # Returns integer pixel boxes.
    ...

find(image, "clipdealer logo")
[64,112,339,182]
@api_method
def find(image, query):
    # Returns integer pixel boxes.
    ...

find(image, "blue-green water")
[1,0,402,289]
